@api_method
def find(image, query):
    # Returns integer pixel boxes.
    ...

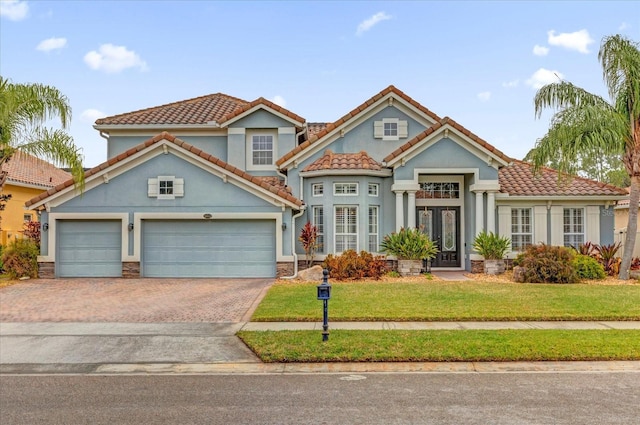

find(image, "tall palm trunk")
[620,176,640,279]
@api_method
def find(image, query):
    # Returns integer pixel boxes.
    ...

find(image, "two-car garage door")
[56,219,276,278]
[142,220,276,278]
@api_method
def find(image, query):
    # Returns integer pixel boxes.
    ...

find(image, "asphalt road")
[1,372,639,424]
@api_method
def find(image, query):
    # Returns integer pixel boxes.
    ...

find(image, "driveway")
[0,278,273,370]
[0,278,272,322]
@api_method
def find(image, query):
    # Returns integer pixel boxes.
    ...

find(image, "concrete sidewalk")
[241,321,640,331]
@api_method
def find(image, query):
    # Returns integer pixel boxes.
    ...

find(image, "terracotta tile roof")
[254,176,291,193]
[302,150,383,172]
[25,132,303,208]
[307,122,328,137]
[383,117,512,165]
[277,85,441,167]
[498,160,628,197]
[218,97,305,125]
[2,151,71,188]
[94,93,250,126]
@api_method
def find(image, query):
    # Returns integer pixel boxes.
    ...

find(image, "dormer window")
[374,118,408,141]
[247,130,277,170]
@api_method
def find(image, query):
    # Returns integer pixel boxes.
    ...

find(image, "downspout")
[281,207,305,280]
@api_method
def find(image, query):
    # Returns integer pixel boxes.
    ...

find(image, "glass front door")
[417,206,461,268]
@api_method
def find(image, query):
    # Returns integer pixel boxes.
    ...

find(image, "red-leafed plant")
[298,221,318,268]
[595,242,622,276]
[22,221,42,248]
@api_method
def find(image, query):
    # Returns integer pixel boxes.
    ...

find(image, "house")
[25,86,628,278]
[1,152,71,245]
[613,189,640,257]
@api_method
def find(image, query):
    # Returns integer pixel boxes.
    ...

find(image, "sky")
[1,0,638,167]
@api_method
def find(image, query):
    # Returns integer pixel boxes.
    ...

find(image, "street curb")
[3,361,640,375]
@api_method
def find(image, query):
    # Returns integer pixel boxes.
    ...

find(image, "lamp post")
[316,268,332,342]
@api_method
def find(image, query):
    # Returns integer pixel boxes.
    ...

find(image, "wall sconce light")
[128,223,134,231]
[42,223,49,231]
[281,222,287,231]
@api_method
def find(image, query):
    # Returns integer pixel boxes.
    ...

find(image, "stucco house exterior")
[1,152,70,245]
[26,86,627,278]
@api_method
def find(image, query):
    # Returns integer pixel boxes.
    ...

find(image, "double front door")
[417,206,460,268]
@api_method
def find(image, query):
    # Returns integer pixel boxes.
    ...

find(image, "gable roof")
[26,132,303,209]
[498,160,628,197]
[302,150,384,172]
[383,117,512,166]
[2,151,71,189]
[217,97,305,126]
[276,85,441,167]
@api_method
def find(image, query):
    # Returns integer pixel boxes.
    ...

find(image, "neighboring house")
[1,152,71,245]
[613,189,640,257]
[25,86,628,278]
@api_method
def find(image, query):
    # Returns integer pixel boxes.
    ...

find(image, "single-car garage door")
[142,219,276,278]
[57,220,122,277]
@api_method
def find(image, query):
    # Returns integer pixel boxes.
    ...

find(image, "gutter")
[280,208,305,280]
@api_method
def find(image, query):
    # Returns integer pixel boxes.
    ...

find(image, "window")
[511,208,532,251]
[374,118,408,140]
[335,206,358,252]
[384,122,398,137]
[312,183,324,197]
[148,176,184,199]
[252,134,273,166]
[334,183,358,196]
[313,206,324,253]
[368,183,379,197]
[563,208,584,247]
[417,182,460,199]
[23,214,32,222]
[369,206,379,252]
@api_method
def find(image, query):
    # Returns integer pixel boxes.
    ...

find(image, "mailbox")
[316,269,332,300]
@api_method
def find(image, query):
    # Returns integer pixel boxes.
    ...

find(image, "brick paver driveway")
[0,278,273,323]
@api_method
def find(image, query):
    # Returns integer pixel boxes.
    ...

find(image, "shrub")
[22,221,42,248]
[379,228,438,260]
[473,231,511,260]
[595,243,622,276]
[1,238,39,279]
[298,221,318,268]
[630,257,640,271]
[516,244,579,284]
[0,244,4,273]
[572,254,606,280]
[323,250,387,280]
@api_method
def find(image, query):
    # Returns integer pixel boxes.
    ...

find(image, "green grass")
[251,281,640,321]
[238,329,640,362]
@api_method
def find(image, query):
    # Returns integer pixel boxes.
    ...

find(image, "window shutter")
[373,121,383,138]
[174,178,184,197]
[398,120,408,138]
[148,178,158,197]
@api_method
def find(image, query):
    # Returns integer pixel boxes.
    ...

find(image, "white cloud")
[619,22,630,31]
[356,12,392,36]
[84,43,148,73]
[36,37,67,52]
[526,68,564,89]
[80,109,106,123]
[0,0,28,21]
[547,29,594,54]
[270,95,286,108]
[477,91,491,102]
[502,79,519,88]
[533,44,549,56]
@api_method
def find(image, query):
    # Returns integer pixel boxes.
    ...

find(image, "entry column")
[394,190,404,231]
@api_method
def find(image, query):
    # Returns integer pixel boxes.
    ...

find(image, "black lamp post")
[316,268,332,342]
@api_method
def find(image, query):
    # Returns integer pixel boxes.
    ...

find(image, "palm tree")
[528,34,640,279]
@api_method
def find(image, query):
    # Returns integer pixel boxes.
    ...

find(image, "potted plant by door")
[472,231,511,275]
[380,228,438,276]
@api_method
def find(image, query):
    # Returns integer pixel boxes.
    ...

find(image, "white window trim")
[312,206,324,254]
[511,207,533,251]
[368,205,379,253]
[333,182,359,196]
[334,205,358,253]
[246,130,277,171]
[312,183,324,197]
[368,183,379,197]
[563,207,585,247]
[148,176,184,200]
[374,118,408,141]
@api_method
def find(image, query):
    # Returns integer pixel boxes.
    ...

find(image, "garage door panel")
[142,220,276,278]
[57,220,122,277]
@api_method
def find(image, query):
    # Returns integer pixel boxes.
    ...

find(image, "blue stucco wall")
[599,205,615,245]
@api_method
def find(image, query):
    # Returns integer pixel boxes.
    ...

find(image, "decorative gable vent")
[148,176,184,199]
[374,118,408,141]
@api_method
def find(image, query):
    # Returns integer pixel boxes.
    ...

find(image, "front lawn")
[251,280,640,321]
[238,329,640,362]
